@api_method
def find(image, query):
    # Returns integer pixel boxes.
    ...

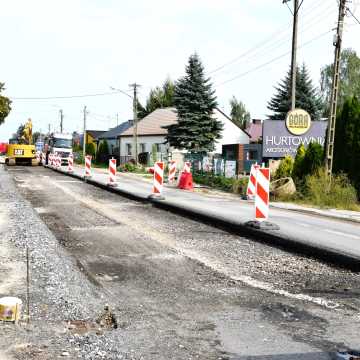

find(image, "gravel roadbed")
[0,166,127,359]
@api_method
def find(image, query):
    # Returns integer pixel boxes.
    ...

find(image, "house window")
[140,143,146,153]
[248,150,258,160]
[126,143,132,156]
[155,143,163,153]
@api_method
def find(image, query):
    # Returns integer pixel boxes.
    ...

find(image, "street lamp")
[109,86,138,165]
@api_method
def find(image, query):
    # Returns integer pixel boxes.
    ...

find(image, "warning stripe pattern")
[168,160,176,182]
[152,161,164,194]
[109,158,116,183]
[183,161,191,173]
[255,168,270,220]
[85,155,92,177]
[246,164,259,197]
[68,153,74,172]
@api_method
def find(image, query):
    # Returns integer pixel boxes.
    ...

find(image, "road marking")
[296,222,311,228]
[324,229,359,240]
[34,207,48,214]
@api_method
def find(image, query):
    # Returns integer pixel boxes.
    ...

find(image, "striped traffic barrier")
[84,155,92,178]
[168,160,176,182]
[56,153,61,168]
[183,161,191,173]
[108,158,117,187]
[36,152,40,163]
[67,153,74,173]
[42,153,46,166]
[246,163,259,199]
[149,161,165,199]
[255,167,270,221]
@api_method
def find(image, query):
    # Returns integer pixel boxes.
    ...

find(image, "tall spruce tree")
[164,54,222,152]
[333,97,360,197]
[267,64,323,120]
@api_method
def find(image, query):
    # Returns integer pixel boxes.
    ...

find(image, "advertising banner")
[262,120,327,158]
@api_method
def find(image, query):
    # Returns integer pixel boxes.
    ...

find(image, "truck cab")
[46,133,72,165]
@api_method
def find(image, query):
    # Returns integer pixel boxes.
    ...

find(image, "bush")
[274,155,294,180]
[74,151,84,164]
[85,143,96,157]
[292,144,306,180]
[302,142,324,177]
[193,173,248,195]
[303,168,358,210]
[96,140,109,164]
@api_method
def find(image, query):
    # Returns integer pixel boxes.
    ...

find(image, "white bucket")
[0,297,22,322]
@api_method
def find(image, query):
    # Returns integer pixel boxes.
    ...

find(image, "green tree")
[292,143,306,180]
[0,83,11,125]
[229,96,251,129]
[268,64,323,120]
[320,48,360,116]
[85,143,96,157]
[333,96,360,197]
[164,53,222,152]
[302,142,324,176]
[96,140,110,163]
[138,78,175,119]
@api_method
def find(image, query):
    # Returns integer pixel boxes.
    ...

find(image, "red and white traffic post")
[168,160,177,183]
[255,167,270,221]
[246,163,259,199]
[108,158,117,187]
[149,161,165,199]
[84,155,92,178]
[67,153,74,173]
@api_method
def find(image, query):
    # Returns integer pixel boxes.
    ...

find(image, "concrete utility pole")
[48,123,51,135]
[129,83,140,165]
[325,0,347,177]
[83,106,87,158]
[284,0,303,110]
[59,109,64,133]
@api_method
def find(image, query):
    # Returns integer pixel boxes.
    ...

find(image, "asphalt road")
[52,164,360,264]
[7,165,360,359]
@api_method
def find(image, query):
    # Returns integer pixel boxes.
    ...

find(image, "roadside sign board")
[262,119,327,158]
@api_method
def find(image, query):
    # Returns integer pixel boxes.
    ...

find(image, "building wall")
[213,109,250,154]
[119,135,168,158]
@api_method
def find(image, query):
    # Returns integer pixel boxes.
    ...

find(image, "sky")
[1,0,360,142]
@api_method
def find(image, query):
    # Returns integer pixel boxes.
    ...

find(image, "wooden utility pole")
[290,0,299,110]
[129,83,140,165]
[325,0,347,177]
[286,0,303,110]
[83,106,87,158]
[59,109,64,133]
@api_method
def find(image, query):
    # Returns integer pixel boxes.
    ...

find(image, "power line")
[211,4,336,81]
[10,91,120,101]
[346,6,360,24]
[216,29,333,87]
[208,0,332,76]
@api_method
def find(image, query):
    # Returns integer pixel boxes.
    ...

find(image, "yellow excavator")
[6,118,38,166]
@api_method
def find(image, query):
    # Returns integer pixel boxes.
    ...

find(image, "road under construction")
[1,164,360,359]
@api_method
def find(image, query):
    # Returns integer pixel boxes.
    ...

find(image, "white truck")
[45,132,73,165]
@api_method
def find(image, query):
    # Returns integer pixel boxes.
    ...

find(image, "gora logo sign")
[286,109,311,136]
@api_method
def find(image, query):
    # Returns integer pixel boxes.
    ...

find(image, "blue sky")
[1,0,360,142]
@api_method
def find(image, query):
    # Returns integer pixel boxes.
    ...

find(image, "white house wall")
[119,135,168,157]
[213,109,250,154]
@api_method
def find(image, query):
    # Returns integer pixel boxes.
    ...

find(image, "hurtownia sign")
[262,109,327,158]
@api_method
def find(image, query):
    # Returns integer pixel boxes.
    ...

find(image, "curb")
[46,166,360,272]
[270,204,360,225]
